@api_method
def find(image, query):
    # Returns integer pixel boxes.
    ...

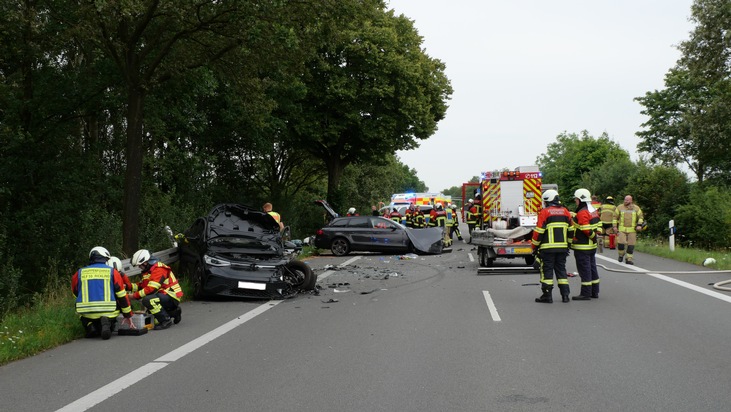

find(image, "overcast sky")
[387,0,696,192]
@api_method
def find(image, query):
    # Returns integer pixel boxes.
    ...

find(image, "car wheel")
[192,262,207,300]
[284,260,316,290]
[331,238,350,256]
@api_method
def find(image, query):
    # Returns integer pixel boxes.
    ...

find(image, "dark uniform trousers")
[574,250,599,297]
[538,250,570,296]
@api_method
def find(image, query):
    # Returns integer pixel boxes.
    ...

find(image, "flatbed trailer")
[471,227,537,273]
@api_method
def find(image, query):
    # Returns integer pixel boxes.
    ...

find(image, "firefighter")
[531,190,574,303]
[571,189,601,300]
[71,246,134,339]
[612,195,644,265]
[389,207,402,223]
[414,205,426,228]
[465,199,477,235]
[473,193,483,227]
[430,203,448,227]
[449,204,464,241]
[346,207,358,217]
[599,196,616,250]
[129,249,183,329]
[404,204,415,228]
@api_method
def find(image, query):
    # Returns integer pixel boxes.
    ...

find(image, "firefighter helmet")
[436,203,443,210]
[89,246,111,259]
[574,188,592,203]
[131,249,151,267]
[347,207,356,215]
[107,256,123,271]
[542,189,560,204]
[605,196,614,204]
[468,199,473,203]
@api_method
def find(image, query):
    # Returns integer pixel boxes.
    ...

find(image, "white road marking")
[596,254,731,303]
[56,301,282,412]
[482,290,502,322]
[58,257,363,412]
[468,253,475,262]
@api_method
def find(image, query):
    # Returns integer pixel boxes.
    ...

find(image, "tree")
[536,131,630,196]
[635,0,731,184]
[75,0,327,254]
[289,0,452,206]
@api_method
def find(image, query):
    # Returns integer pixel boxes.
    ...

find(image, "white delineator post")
[669,220,675,252]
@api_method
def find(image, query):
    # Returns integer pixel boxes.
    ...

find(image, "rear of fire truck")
[470,166,545,272]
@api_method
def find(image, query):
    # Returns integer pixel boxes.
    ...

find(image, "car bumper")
[203,265,290,299]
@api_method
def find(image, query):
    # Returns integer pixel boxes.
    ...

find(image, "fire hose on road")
[596,263,731,292]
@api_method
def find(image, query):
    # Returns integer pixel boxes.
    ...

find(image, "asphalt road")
[2,230,731,411]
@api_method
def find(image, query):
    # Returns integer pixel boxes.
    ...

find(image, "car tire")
[284,260,316,290]
[331,238,350,256]
[192,262,207,300]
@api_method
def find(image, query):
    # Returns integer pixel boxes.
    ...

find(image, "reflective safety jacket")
[532,205,574,252]
[600,203,616,225]
[572,203,601,251]
[450,210,460,226]
[414,212,426,228]
[430,209,447,227]
[72,262,132,318]
[404,209,414,227]
[613,204,644,233]
[465,205,477,225]
[132,261,184,301]
[389,211,402,223]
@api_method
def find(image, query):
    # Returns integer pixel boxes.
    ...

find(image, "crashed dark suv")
[178,203,315,299]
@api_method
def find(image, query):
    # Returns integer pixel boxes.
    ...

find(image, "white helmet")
[107,256,123,271]
[436,203,443,210]
[89,246,111,259]
[542,189,560,204]
[131,249,151,267]
[574,188,592,203]
[468,199,473,203]
[347,207,356,214]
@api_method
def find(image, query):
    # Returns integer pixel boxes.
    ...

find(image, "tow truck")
[469,166,549,273]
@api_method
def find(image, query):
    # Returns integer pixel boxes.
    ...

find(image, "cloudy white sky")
[388,0,696,192]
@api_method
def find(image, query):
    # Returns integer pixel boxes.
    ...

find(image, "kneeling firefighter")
[130,249,183,329]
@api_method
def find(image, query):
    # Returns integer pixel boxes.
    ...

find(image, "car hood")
[205,203,283,257]
[406,227,444,254]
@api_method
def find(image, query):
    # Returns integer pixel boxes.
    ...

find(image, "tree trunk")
[122,87,145,255]
[326,159,346,212]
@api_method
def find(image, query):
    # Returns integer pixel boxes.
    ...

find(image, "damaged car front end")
[178,204,315,299]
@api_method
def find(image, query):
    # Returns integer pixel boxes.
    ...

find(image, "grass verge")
[635,238,731,270]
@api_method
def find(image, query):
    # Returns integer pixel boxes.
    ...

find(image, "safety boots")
[535,290,553,303]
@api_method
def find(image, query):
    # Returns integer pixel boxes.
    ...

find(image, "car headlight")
[204,255,231,267]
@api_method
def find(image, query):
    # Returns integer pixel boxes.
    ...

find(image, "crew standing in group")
[571,189,601,300]
[613,195,644,265]
[531,190,574,303]
[71,246,133,340]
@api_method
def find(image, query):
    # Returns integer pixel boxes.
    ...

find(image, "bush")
[674,186,731,249]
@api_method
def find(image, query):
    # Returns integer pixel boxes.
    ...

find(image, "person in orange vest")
[71,246,134,339]
[130,249,184,329]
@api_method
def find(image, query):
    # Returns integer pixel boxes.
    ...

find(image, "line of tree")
[0,0,452,314]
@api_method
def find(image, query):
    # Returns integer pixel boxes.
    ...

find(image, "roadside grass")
[0,276,193,367]
[635,238,731,270]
